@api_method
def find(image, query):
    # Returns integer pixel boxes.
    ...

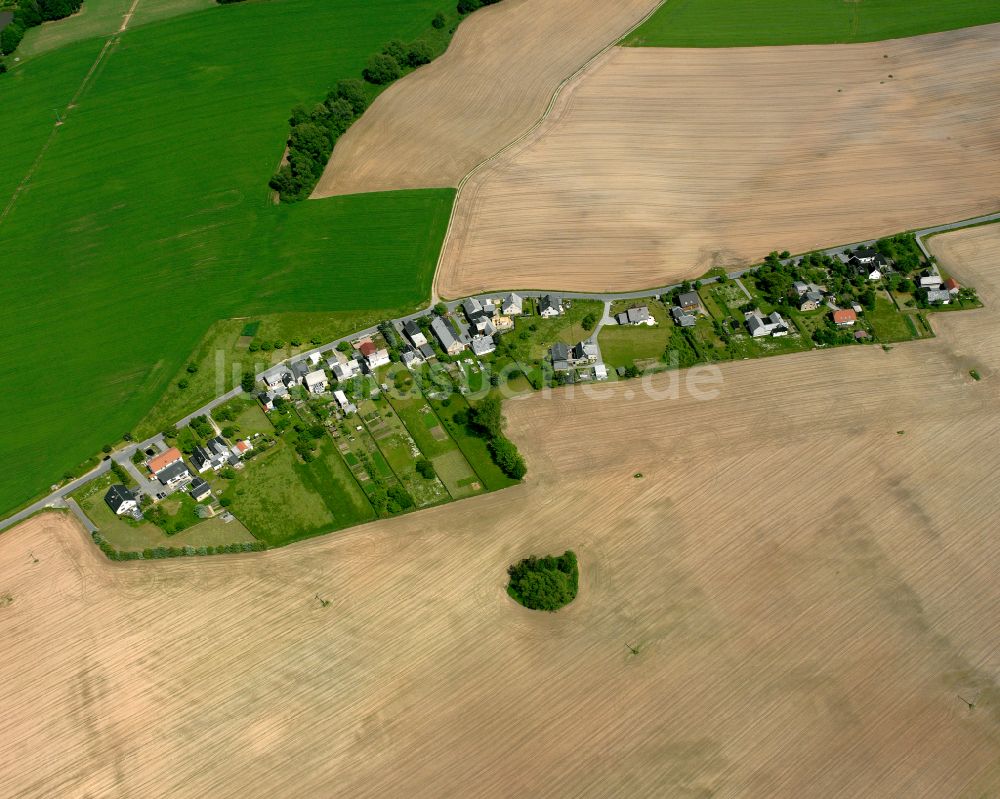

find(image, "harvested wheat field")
[437,24,1000,296]
[2,225,1000,796]
[310,0,663,198]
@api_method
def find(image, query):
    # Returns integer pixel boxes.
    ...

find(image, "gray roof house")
[615,306,650,326]
[262,366,291,390]
[402,319,427,347]
[549,342,570,371]
[677,291,702,313]
[461,297,484,321]
[431,316,464,355]
[572,341,600,363]
[189,477,211,502]
[104,484,138,515]
[471,335,496,356]
[671,306,696,327]
[418,342,436,361]
[156,460,192,487]
[538,294,563,317]
[501,292,523,316]
[926,288,951,304]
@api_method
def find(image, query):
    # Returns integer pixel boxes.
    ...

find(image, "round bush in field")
[506,551,578,611]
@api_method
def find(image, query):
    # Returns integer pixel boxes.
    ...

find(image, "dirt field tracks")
[437,24,1000,296]
[311,0,663,197]
[1,223,999,796]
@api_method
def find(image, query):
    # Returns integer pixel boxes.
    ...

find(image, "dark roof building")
[104,484,137,515]
[189,477,211,502]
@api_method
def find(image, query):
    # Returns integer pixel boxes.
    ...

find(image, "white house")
[262,367,291,391]
[331,358,359,382]
[366,348,390,370]
[746,309,789,338]
[104,484,138,516]
[848,248,888,280]
[538,294,563,318]
[926,288,951,305]
[431,316,465,355]
[501,292,524,316]
[333,389,357,415]
[307,352,322,366]
[615,306,653,326]
[919,268,942,289]
[304,369,328,394]
[402,319,427,348]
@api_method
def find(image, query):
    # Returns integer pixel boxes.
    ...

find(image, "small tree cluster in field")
[1,0,84,56]
[507,551,578,611]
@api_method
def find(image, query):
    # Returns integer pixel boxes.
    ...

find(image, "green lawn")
[624,0,1000,47]
[74,473,256,551]
[598,304,670,367]
[0,0,458,515]
[428,395,518,493]
[221,437,374,547]
[868,297,918,343]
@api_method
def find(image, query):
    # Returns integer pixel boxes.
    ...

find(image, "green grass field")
[624,0,1000,47]
[222,437,374,547]
[0,0,457,515]
[868,296,918,342]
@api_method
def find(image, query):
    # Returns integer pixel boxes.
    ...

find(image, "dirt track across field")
[310,0,663,198]
[437,25,1000,296]
[2,222,1000,796]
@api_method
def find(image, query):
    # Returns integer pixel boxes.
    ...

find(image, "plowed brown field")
[1,226,999,797]
[310,0,663,198]
[437,25,1000,296]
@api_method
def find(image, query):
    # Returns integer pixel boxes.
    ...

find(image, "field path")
[436,24,1000,296]
[311,0,664,198]
[0,0,141,226]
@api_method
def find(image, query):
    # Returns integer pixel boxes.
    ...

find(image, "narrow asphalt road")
[2,210,998,533]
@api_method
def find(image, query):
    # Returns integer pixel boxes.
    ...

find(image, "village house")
[919,267,942,289]
[538,294,563,318]
[944,277,960,295]
[233,439,253,457]
[262,366,291,393]
[365,348,390,370]
[257,391,275,411]
[330,357,360,382]
[461,297,484,321]
[798,292,823,312]
[155,460,193,489]
[571,340,600,364]
[104,484,139,516]
[188,477,211,503]
[848,247,888,280]
[471,316,497,337]
[671,306,696,327]
[746,309,789,337]
[307,352,322,366]
[290,360,310,384]
[492,315,514,332]
[147,447,182,475]
[418,342,435,362]
[304,369,328,394]
[401,348,424,368]
[471,335,496,357]
[832,309,857,327]
[677,291,703,314]
[402,319,427,348]
[549,342,571,371]
[615,306,652,326]
[501,292,523,316]
[431,316,464,355]
[333,389,357,415]
[926,288,951,305]
[593,363,608,381]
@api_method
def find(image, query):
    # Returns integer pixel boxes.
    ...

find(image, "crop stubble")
[437,25,1000,295]
[311,0,663,198]
[1,224,999,796]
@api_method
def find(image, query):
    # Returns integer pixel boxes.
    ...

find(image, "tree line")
[469,393,527,479]
[91,530,267,561]
[269,0,505,201]
[1,0,84,58]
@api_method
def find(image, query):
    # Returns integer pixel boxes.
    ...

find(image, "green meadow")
[624,0,1000,47]
[0,0,457,515]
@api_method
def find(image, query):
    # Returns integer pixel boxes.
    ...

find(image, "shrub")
[507,551,578,611]
[432,11,445,28]
[489,436,526,479]
[416,458,435,479]
[363,53,401,85]
[407,40,433,67]
[334,78,368,115]
[241,372,256,393]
